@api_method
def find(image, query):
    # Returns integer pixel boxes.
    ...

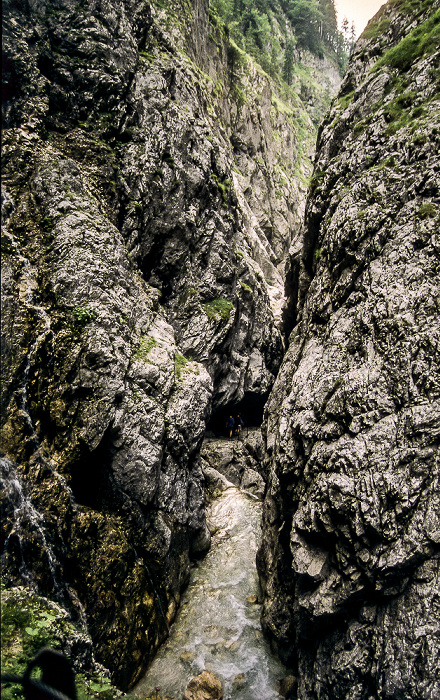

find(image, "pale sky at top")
[334,0,386,37]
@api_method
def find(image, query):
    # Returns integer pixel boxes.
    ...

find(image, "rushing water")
[135,486,287,700]
[0,456,59,588]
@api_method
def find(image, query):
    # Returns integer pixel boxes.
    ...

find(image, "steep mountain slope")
[1,0,341,688]
[258,0,440,697]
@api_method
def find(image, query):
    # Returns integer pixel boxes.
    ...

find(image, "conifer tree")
[282,38,295,84]
[349,21,357,52]
[210,0,349,78]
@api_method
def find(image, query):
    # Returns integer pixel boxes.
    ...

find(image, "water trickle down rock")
[258,2,440,698]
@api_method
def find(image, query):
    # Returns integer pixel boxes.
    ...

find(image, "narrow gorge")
[1,0,439,699]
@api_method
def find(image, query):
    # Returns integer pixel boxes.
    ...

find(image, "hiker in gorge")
[226,415,235,438]
[235,414,244,437]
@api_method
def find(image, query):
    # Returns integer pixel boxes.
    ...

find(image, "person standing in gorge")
[226,415,235,438]
[235,414,244,438]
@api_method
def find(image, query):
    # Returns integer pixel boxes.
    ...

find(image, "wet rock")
[1,0,341,690]
[232,672,246,691]
[243,428,265,462]
[182,671,223,700]
[277,675,298,699]
[200,438,265,499]
[202,464,234,500]
[259,1,440,697]
[246,594,259,604]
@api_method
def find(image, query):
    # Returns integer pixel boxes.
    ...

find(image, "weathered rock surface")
[1,0,341,689]
[0,150,213,687]
[0,0,322,415]
[258,1,440,698]
[182,671,223,700]
[201,432,266,499]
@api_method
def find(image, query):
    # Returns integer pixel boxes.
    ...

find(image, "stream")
[135,485,287,699]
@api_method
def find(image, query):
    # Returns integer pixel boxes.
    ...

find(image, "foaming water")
[0,456,58,587]
[135,487,287,699]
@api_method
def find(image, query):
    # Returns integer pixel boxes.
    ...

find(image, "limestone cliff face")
[1,0,339,688]
[258,1,440,697]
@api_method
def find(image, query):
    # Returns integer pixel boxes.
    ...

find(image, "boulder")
[182,671,223,700]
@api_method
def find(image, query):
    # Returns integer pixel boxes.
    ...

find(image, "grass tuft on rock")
[202,298,234,321]
[134,336,157,361]
[174,352,191,379]
[372,9,440,73]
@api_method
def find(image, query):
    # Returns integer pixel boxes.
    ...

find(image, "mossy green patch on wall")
[72,307,95,327]
[202,298,234,321]
[174,352,199,380]
[418,202,437,219]
[387,0,435,17]
[239,280,253,294]
[133,336,157,361]
[363,13,391,41]
[372,9,440,73]
[338,90,355,111]
[179,287,198,305]
[309,170,326,192]
[211,173,231,207]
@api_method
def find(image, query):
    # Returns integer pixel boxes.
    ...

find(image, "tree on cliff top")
[210,0,348,81]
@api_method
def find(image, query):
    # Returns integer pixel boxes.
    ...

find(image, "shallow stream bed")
[135,485,288,699]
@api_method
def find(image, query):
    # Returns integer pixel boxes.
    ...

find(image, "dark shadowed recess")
[282,251,301,339]
[206,391,269,437]
[69,426,121,512]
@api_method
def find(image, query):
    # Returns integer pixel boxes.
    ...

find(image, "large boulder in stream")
[258,1,440,698]
[200,434,265,499]
[182,671,223,700]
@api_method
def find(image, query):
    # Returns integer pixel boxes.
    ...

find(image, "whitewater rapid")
[135,485,288,699]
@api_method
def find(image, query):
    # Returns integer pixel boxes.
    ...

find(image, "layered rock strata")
[258,1,440,698]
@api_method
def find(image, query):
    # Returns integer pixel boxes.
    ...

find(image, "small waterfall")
[1,456,90,634]
[1,194,79,513]
[1,457,59,588]
[1,202,90,630]
[135,486,288,700]
[1,188,15,228]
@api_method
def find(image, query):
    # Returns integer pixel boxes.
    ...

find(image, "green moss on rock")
[202,298,234,321]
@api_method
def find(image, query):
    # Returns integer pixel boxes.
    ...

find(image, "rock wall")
[258,1,440,698]
[1,0,340,688]
[1,0,284,412]
[1,149,213,687]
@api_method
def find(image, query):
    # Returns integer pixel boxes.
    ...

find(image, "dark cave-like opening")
[282,251,301,340]
[69,427,118,511]
[206,391,269,437]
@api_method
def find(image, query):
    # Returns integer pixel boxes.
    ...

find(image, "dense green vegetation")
[210,0,351,80]
[373,8,440,73]
[0,586,133,700]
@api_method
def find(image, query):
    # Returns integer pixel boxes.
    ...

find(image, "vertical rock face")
[258,1,440,698]
[1,0,340,688]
